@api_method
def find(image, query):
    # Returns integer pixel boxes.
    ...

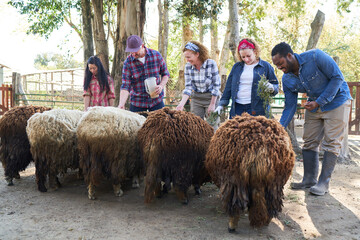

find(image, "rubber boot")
[310,151,337,196]
[291,149,319,189]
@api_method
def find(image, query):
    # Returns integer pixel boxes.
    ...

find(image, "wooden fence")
[5,69,360,135]
[11,69,84,110]
[0,84,13,115]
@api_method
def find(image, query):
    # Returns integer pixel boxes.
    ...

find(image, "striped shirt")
[183,59,221,96]
[121,47,170,108]
[83,75,115,107]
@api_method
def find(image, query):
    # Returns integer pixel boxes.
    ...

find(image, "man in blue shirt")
[271,42,352,196]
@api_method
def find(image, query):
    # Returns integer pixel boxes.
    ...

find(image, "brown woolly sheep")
[137,107,213,204]
[0,106,50,186]
[205,113,295,231]
[77,107,146,200]
[26,109,84,192]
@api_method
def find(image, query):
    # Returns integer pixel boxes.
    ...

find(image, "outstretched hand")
[176,105,184,111]
[214,105,223,115]
[265,82,274,93]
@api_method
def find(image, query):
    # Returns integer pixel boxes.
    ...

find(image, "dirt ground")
[1,137,359,240]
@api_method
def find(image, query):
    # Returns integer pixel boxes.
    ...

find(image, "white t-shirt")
[137,56,146,64]
[236,63,257,104]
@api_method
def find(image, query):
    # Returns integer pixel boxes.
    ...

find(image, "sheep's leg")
[88,183,96,200]
[162,177,171,194]
[113,183,124,197]
[154,179,162,198]
[5,176,13,186]
[228,214,240,233]
[14,172,20,179]
[194,184,201,195]
[4,170,19,186]
[56,176,61,188]
[132,176,140,189]
[77,168,84,180]
[35,159,47,192]
[174,186,188,205]
[48,170,61,190]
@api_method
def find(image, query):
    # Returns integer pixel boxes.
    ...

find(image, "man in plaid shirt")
[118,35,170,112]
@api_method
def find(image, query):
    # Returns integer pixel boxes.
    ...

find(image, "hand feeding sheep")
[77,106,146,200]
[205,113,295,231]
[137,107,213,204]
[0,106,50,186]
[26,109,84,192]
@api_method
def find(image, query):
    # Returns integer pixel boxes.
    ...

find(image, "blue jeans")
[231,103,252,119]
[130,101,164,112]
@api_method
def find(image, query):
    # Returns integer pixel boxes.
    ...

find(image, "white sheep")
[26,109,84,192]
[76,106,146,200]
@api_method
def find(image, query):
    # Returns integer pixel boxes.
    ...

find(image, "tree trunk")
[178,18,193,91]
[228,0,240,62]
[306,10,325,51]
[210,2,219,65]
[158,0,163,54]
[92,0,110,72]
[111,0,146,106]
[81,0,94,66]
[162,1,169,62]
[179,9,193,72]
[199,18,204,43]
[219,21,231,76]
[158,0,169,62]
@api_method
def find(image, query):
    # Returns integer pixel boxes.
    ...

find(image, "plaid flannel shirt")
[83,75,115,106]
[121,47,170,108]
[182,59,221,97]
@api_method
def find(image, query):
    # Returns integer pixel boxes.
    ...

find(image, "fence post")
[165,84,170,106]
[177,70,184,94]
[12,72,19,106]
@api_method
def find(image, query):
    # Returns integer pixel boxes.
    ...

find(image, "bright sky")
[0,0,354,75]
[0,1,82,74]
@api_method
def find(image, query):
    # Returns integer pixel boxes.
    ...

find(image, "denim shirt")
[280,49,352,128]
[219,58,279,118]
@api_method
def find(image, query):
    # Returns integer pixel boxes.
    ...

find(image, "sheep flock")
[0,106,295,232]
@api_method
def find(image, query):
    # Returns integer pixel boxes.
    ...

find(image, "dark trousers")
[231,103,252,119]
[130,101,164,112]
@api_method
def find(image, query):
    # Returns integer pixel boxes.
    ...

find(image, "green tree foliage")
[336,0,360,13]
[319,18,360,82]
[34,52,83,70]
[238,0,268,38]
[174,0,224,19]
[8,0,81,38]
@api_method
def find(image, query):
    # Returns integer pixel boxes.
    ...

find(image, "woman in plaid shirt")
[83,56,115,111]
[176,40,221,120]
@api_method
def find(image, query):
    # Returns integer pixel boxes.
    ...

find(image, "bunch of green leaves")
[206,111,219,128]
[257,74,274,118]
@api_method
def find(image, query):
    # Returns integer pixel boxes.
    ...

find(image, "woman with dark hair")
[176,40,221,119]
[83,56,115,111]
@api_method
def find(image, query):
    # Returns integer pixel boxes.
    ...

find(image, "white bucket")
[144,77,159,98]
